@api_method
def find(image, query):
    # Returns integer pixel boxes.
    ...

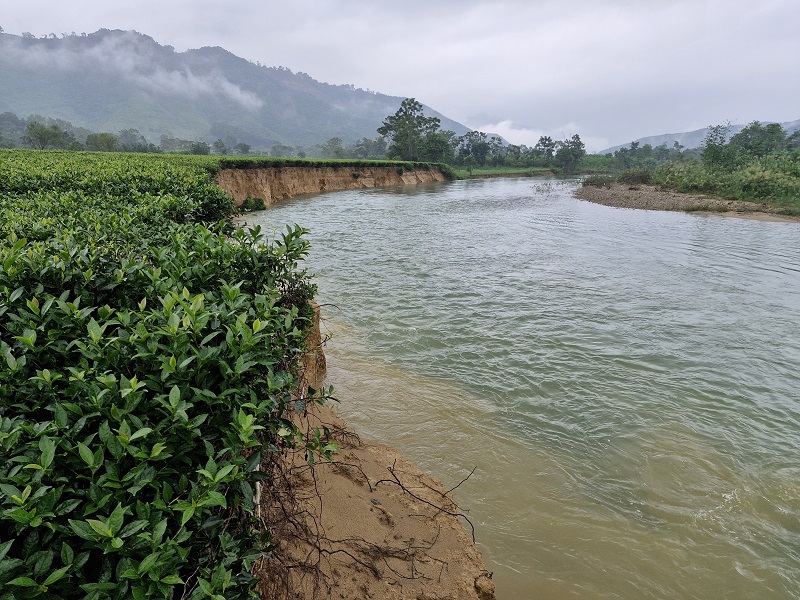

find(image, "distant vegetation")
[585,121,800,212]
[3,103,796,209]
[0,150,338,599]
[376,98,588,175]
[0,104,589,175]
[0,29,470,151]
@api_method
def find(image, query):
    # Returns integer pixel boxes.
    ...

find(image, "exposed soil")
[467,171,555,179]
[256,405,495,600]
[255,306,495,600]
[217,166,447,206]
[575,182,800,223]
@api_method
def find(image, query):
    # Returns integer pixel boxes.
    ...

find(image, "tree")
[213,139,228,155]
[85,132,118,152]
[118,129,159,153]
[464,155,477,176]
[554,134,586,175]
[24,121,66,149]
[422,130,457,164]
[234,142,251,155]
[701,122,733,172]
[787,130,800,150]
[378,98,441,161]
[457,131,489,166]
[190,141,210,155]
[487,136,505,166]
[728,121,787,158]
[270,144,294,157]
[533,136,556,161]
[352,136,387,159]
[321,137,345,159]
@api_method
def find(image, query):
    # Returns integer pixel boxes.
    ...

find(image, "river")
[248,178,800,599]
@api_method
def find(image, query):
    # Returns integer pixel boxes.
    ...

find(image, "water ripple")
[250,178,800,599]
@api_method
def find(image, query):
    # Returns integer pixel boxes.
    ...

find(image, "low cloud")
[471,119,610,153]
[4,0,799,146]
[2,31,263,110]
[140,67,263,110]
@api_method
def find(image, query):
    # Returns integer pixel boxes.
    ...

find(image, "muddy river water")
[249,178,800,599]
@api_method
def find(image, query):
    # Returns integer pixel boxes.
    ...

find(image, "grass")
[451,166,555,179]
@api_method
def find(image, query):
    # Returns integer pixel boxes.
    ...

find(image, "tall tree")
[787,130,800,150]
[422,129,457,164]
[321,137,345,158]
[554,134,586,175]
[533,136,556,161]
[85,132,118,152]
[701,122,733,172]
[24,121,67,149]
[378,98,441,161]
[352,136,387,159]
[728,121,787,158]
[213,139,228,155]
[457,131,490,166]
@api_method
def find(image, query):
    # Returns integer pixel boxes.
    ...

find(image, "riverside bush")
[616,169,652,185]
[0,150,321,599]
[653,151,800,211]
[582,175,614,188]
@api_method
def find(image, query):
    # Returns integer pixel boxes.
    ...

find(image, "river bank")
[256,399,496,600]
[225,175,496,600]
[217,164,447,206]
[467,170,554,179]
[575,181,800,222]
[250,178,800,598]
[254,307,495,600]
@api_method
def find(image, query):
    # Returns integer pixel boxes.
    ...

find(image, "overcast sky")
[2,0,799,151]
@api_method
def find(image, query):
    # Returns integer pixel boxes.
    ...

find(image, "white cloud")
[2,30,263,110]
[3,0,799,146]
[471,120,611,153]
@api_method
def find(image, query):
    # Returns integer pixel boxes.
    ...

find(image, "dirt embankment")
[468,171,555,179]
[217,165,447,206]
[575,182,800,222]
[256,306,495,600]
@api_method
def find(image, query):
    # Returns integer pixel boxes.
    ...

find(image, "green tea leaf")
[87,519,113,538]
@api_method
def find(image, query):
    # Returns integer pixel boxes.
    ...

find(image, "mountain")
[599,119,800,155]
[0,29,470,149]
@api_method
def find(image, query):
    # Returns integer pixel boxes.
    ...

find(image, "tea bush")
[0,150,321,599]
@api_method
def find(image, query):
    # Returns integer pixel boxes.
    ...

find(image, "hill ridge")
[0,28,470,150]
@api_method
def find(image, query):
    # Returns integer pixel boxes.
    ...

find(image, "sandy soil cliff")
[238,219,493,599]
[217,167,495,600]
[217,166,447,206]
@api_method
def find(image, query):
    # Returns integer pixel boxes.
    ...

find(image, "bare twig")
[375,460,476,543]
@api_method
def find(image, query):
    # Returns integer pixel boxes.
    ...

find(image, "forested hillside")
[0,29,469,150]
[600,119,800,155]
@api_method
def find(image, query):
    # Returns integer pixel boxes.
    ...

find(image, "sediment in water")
[217,173,495,600]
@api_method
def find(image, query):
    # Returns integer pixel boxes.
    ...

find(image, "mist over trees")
[0,29,471,152]
[0,111,250,155]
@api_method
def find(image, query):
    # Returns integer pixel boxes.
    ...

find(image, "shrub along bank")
[0,150,326,599]
[583,122,800,214]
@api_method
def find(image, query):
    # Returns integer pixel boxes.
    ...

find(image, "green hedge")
[0,150,322,599]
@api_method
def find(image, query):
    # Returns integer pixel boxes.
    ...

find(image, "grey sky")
[2,0,798,151]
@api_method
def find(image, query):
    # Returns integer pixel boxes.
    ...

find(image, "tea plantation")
[0,150,320,599]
